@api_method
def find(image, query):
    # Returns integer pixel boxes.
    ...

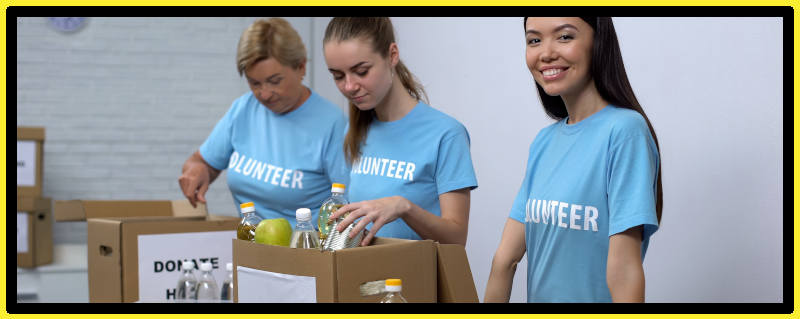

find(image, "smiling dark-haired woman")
[485,17,663,303]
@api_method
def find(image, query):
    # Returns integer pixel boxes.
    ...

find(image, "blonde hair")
[236,18,306,75]
[323,17,428,164]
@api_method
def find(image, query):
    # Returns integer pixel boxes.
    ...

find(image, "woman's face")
[244,57,306,114]
[525,17,594,98]
[323,38,395,111]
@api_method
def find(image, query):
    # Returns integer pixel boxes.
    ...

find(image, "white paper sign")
[17,141,36,186]
[237,266,317,303]
[137,231,236,302]
[17,212,28,253]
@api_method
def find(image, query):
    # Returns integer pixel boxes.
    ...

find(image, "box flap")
[335,239,437,302]
[436,243,479,303]
[17,127,45,141]
[87,219,123,302]
[170,200,207,217]
[55,200,206,221]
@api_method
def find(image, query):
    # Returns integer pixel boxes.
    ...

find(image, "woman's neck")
[374,75,418,122]
[561,79,608,124]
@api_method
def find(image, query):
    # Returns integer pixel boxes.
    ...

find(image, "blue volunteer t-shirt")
[199,90,349,228]
[348,102,478,240]
[509,105,660,302]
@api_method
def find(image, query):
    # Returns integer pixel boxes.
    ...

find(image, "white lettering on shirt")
[228,151,304,190]
[352,156,416,182]
[525,196,599,232]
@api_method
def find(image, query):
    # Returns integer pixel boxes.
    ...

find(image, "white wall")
[312,17,784,303]
[16,17,313,243]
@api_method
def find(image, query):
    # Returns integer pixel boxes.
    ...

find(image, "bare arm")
[401,188,470,245]
[484,218,526,302]
[331,188,471,246]
[607,225,645,302]
[178,150,221,208]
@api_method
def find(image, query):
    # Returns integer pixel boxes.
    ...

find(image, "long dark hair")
[323,17,428,165]
[524,17,663,224]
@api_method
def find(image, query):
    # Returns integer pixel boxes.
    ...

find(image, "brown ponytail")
[324,17,427,164]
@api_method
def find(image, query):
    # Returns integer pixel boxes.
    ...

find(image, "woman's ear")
[388,42,399,68]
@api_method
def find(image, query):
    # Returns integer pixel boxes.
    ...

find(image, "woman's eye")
[558,34,574,41]
[527,38,540,45]
[269,79,282,85]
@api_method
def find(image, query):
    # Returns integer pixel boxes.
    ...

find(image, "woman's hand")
[328,196,411,246]
[178,151,220,208]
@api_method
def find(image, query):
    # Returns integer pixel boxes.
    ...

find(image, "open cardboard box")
[63,199,238,302]
[233,237,478,303]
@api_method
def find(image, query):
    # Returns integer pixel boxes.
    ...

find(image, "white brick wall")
[16,17,315,243]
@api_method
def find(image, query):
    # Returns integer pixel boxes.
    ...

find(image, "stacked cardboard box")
[54,200,238,302]
[17,127,53,268]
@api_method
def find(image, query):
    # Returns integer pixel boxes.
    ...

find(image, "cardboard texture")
[233,237,479,303]
[84,199,236,302]
[435,242,479,303]
[17,196,53,268]
[54,200,207,221]
[233,237,437,303]
[17,127,45,197]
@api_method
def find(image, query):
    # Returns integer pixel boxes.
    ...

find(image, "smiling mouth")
[542,68,566,76]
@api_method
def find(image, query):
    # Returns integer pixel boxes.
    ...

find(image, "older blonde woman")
[179,18,348,228]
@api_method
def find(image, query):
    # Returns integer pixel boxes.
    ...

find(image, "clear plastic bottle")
[237,202,262,241]
[290,208,320,249]
[379,279,408,303]
[175,260,198,302]
[195,262,219,302]
[318,183,348,242]
[220,262,233,302]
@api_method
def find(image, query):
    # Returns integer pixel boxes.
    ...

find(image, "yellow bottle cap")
[332,183,346,189]
[385,279,402,286]
[240,202,254,208]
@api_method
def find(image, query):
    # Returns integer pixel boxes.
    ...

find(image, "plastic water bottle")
[195,262,219,302]
[379,279,407,303]
[237,202,262,241]
[175,260,198,302]
[318,183,348,241]
[220,262,233,302]
[290,208,320,249]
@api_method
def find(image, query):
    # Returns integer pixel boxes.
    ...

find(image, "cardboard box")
[17,127,45,198]
[17,196,53,268]
[233,237,479,303]
[54,199,207,222]
[434,242,479,303]
[233,237,438,303]
[83,200,238,302]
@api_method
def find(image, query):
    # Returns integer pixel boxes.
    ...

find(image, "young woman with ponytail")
[486,17,663,303]
[323,17,478,246]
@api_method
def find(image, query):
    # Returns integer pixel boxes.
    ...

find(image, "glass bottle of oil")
[237,202,262,241]
[318,183,348,241]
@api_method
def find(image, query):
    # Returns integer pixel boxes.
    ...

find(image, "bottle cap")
[182,260,195,270]
[296,208,312,221]
[226,262,233,272]
[331,183,346,193]
[199,262,213,272]
[385,278,402,292]
[240,202,255,213]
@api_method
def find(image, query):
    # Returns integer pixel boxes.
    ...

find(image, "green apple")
[254,218,292,247]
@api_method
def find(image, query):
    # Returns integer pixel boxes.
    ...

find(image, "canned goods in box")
[321,215,365,251]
